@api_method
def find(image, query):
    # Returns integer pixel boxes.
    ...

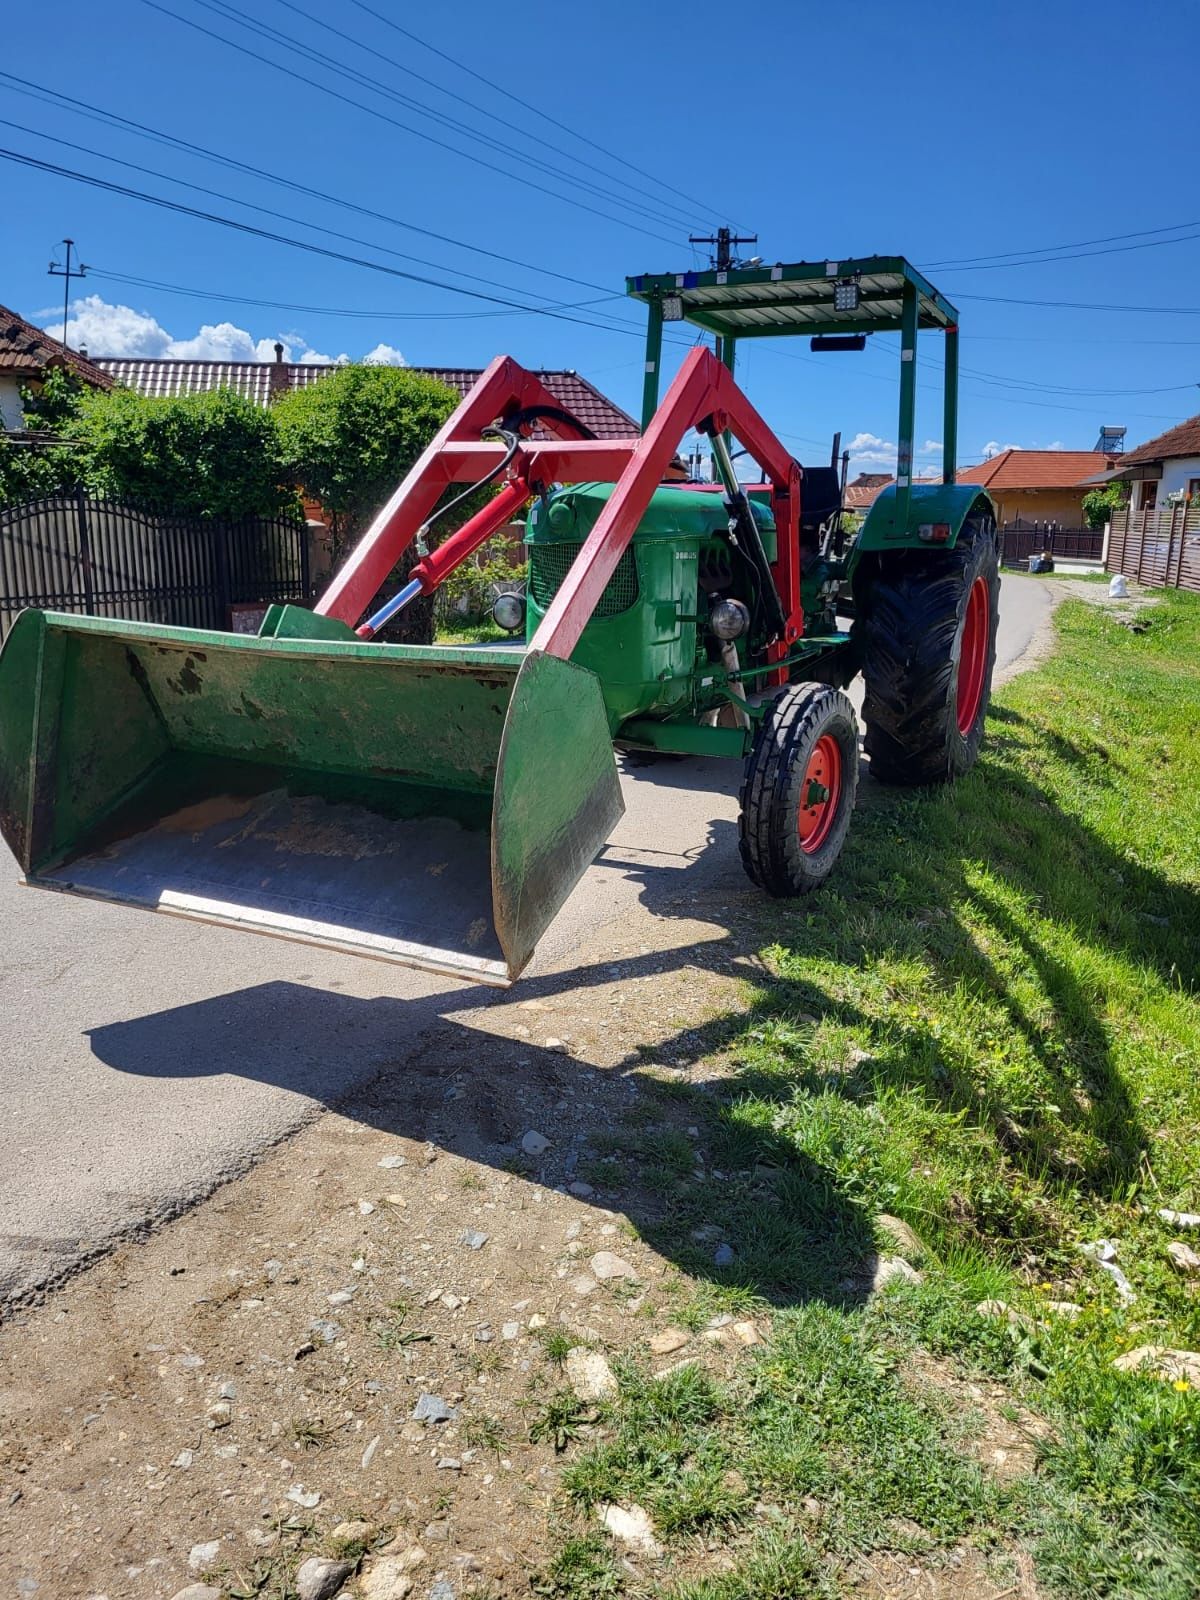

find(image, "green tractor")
[0,255,998,984]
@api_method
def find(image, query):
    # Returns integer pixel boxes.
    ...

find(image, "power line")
[339,0,728,226]
[0,116,648,332]
[923,218,1200,271]
[0,72,626,303]
[265,0,713,232]
[957,291,1200,315]
[189,0,703,236]
[0,145,662,341]
[87,266,620,322]
[139,0,685,248]
[931,227,1200,274]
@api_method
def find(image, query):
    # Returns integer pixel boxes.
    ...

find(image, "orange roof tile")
[1116,413,1200,469]
[957,449,1115,491]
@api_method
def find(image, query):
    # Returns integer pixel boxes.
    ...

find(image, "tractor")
[0,255,999,985]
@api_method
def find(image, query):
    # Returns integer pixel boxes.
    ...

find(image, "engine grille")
[527,541,639,618]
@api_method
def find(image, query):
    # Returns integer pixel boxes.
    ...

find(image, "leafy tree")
[274,365,468,641]
[0,369,87,507]
[73,386,294,520]
[1082,482,1129,530]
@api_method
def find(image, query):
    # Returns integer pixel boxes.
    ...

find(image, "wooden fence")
[1105,503,1200,593]
[998,519,1104,569]
[0,490,311,641]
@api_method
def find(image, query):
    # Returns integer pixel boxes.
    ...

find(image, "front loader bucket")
[0,608,623,985]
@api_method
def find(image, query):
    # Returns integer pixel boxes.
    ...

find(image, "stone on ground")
[296,1556,355,1600]
[565,1346,618,1400]
[598,1502,663,1556]
[589,1250,638,1282]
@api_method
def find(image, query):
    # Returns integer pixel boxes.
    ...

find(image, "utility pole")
[688,226,758,271]
[48,239,88,347]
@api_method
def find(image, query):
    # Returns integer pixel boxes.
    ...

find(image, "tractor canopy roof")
[626,255,957,339]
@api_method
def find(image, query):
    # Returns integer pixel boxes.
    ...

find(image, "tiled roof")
[92,359,640,438]
[957,449,1116,491]
[1115,413,1200,469]
[844,472,894,511]
[843,472,941,511]
[0,305,114,390]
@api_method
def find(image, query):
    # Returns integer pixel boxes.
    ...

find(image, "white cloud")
[40,296,359,366]
[846,433,946,469]
[980,437,1066,459]
[50,294,173,358]
[847,431,897,467]
[362,343,407,366]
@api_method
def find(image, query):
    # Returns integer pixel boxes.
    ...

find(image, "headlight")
[709,598,750,641]
[492,592,526,633]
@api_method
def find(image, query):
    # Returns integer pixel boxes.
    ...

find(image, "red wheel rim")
[956,577,991,735]
[797,734,842,854]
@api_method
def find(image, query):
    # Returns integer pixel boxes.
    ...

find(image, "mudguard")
[852,483,995,560]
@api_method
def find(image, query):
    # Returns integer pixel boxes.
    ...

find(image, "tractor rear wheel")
[738,682,859,896]
[855,511,1000,785]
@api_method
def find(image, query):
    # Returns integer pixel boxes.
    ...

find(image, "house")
[955,448,1119,527]
[0,304,113,428]
[1095,413,1200,513]
[843,471,941,514]
[844,472,894,513]
[92,348,639,437]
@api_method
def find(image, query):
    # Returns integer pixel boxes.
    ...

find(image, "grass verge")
[539,591,1200,1598]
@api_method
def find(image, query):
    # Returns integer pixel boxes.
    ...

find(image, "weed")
[374,1300,432,1351]
[531,1533,623,1597]
[538,1326,574,1367]
[464,1413,506,1455]
[529,1391,599,1452]
[289,1416,332,1451]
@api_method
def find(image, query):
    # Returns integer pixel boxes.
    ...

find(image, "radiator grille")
[527,541,639,618]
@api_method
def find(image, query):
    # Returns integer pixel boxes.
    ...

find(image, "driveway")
[0,574,1053,1306]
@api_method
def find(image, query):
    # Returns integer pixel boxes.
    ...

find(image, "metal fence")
[998,519,1105,569]
[0,490,311,641]
[1106,503,1200,593]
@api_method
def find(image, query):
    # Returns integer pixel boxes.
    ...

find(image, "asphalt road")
[0,575,1053,1306]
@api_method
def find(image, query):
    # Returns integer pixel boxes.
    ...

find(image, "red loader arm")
[315,347,804,656]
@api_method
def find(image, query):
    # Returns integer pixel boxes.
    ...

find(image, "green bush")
[74,386,294,519]
[1081,482,1128,530]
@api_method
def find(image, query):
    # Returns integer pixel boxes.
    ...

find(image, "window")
[1187,478,1200,503]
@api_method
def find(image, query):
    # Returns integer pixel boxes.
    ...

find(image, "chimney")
[268,341,289,404]
[79,345,88,360]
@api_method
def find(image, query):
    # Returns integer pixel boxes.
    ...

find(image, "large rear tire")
[855,511,1000,785]
[738,683,859,896]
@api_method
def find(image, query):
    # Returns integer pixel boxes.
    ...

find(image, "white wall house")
[1110,413,1200,512]
[0,304,113,430]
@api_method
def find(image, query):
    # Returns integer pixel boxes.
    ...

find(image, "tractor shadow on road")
[84,707,1195,1312]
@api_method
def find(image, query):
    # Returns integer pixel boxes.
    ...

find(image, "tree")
[274,365,466,641]
[0,369,87,507]
[1082,482,1129,530]
[73,386,294,519]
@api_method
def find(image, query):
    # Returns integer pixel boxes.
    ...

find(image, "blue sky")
[3,0,1197,472]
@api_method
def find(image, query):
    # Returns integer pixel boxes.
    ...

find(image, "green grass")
[538,592,1200,1598]
[433,612,511,644]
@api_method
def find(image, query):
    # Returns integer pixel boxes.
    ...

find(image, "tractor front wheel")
[738,683,859,896]
[855,511,1000,785]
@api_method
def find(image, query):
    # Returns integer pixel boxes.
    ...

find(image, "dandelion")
[1174,1379,1190,1393]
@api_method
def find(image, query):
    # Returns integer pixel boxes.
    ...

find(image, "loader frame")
[316,347,812,678]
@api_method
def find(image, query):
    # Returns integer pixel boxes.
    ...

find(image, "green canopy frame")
[627,255,960,536]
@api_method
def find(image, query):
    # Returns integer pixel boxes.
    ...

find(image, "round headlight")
[492,592,526,633]
[709,597,750,641]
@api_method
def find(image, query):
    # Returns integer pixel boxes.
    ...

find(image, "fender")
[850,483,995,564]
